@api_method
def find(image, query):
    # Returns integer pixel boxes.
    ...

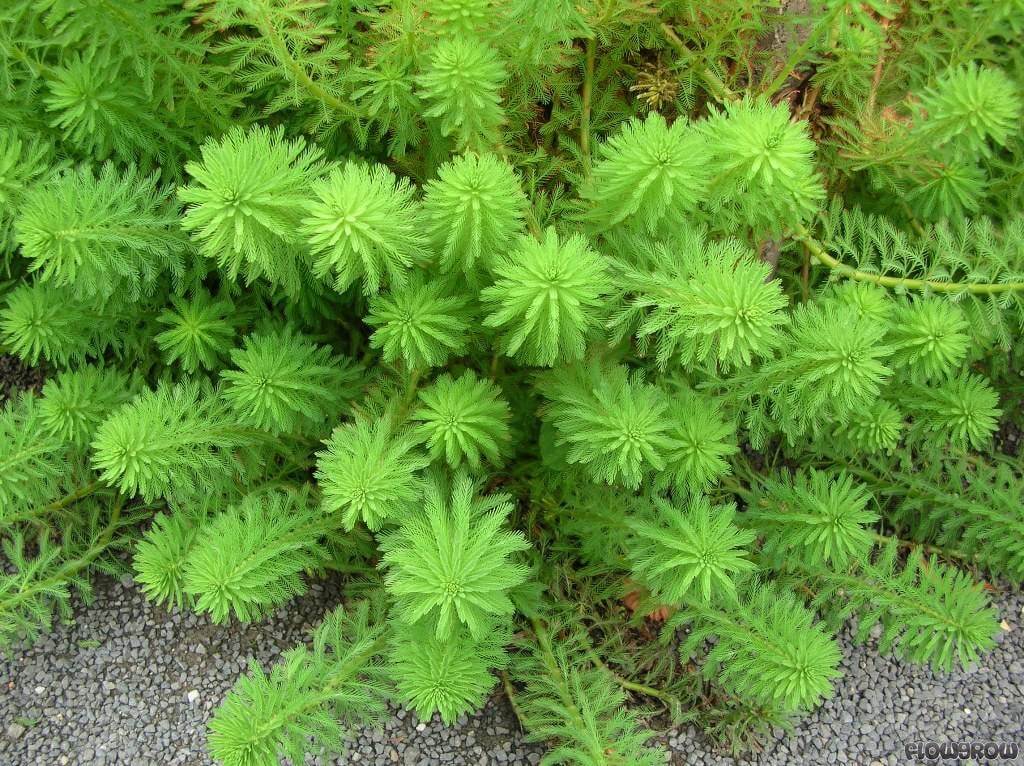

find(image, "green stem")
[391,367,423,427]
[794,224,1024,294]
[500,670,528,731]
[661,24,739,104]
[1,481,103,528]
[528,616,602,759]
[587,649,678,706]
[870,531,971,565]
[250,1,358,119]
[0,496,124,616]
[580,37,596,175]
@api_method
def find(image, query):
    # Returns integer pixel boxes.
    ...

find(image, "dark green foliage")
[155,289,238,372]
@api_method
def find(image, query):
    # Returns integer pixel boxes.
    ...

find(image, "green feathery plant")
[0,1,1021,762]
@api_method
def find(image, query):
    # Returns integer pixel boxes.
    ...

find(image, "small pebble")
[0,562,1021,765]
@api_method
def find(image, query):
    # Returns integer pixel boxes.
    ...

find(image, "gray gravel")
[1,576,1021,766]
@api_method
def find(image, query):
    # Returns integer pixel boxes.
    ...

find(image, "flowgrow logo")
[905,740,1019,762]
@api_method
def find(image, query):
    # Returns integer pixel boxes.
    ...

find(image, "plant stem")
[1,481,103,527]
[580,37,596,175]
[250,0,358,119]
[499,670,528,731]
[0,495,124,616]
[587,649,678,706]
[871,531,972,566]
[793,224,1024,294]
[661,24,739,104]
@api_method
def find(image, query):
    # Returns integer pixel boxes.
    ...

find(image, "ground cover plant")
[0,0,1022,763]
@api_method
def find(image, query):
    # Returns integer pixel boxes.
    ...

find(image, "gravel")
[0,354,46,403]
[2,353,1022,764]
[0,575,1021,766]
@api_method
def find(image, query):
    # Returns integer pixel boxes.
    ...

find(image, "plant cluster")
[0,1,1022,764]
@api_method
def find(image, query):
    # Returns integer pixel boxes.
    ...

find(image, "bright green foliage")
[0,128,54,254]
[582,112,708,232]
[412,371,512,469]
[628,496,755,603]
[380,473,530,639]
[90,380,262,505]
[417,37,507,150]
[511,616,666,766]
[207,602,389,766]
[656,392,738,494]
[676,582,842,711]
[315,414,430,531]
[366,275,474,369]
[155,290,238,372]
[422,0,494,36]
[133,511,201,609]
[904,373,1001,450]
[611,226,788,370]
[888,299,969,380]
[702,98,824,232]
[482,228,609,366]
[877,451,1024,582]
[15,163,186,301]
[390,621,510,725]
[220,328,357,435]
[0,394,69,519]
[0,283,129,367]
[1,1,1021,762]
[835,400,903,454]
[918,64,1022,154]
[37,366,136,447]
[747,299,894,442]
[183,489,340,623]
[422,152,527,274]
[178,125,326,295]
[537,362,675,489]
[746,470,878,569]
[302,162,429,296]
[812,542,999,671]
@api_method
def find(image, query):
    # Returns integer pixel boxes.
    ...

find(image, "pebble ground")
[0,575,1021,766]
[2,354,1022,764]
